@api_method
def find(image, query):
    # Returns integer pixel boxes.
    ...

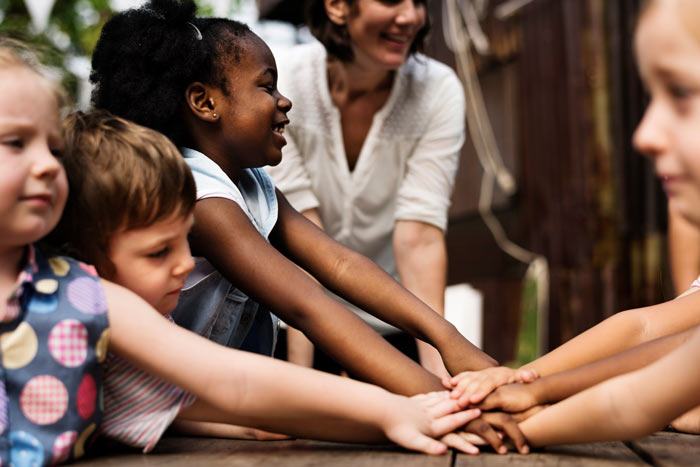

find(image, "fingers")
[254,430,294,441]
[455,431,488,445]
[449,367,517,407]
[432,408,482,435]
[517,369,538,383]
[411,391,451,409]
[440,432,479,455]
[464,418,507,454]
[441,374,453,390]
[406,434,448,456]
[481,412,530,455]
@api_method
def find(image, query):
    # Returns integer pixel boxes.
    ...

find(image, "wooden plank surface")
[627,431,700,467]
[75,437,453,467]
[455,441,645,466]
[73,432,699,466]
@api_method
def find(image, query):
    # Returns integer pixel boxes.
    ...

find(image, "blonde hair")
[50,111,196,276]
[0,37,69,109]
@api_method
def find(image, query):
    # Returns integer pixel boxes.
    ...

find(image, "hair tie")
[187,22,203,41]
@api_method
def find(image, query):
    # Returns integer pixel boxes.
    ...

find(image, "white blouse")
[267,42,465,331]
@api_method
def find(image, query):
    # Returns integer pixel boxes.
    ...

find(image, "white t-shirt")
[267,42,465,332]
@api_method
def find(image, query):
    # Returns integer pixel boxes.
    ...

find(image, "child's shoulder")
[34,247,100,280]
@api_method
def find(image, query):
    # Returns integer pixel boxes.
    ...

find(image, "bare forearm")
[290,290,445,395]
[521,327,700,446]
[105,283,402,442]
[394,221,494,372]
[531,328,695,405]
[276,199,494,371]
[524,292,700,376]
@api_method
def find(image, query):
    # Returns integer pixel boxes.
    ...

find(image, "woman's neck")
[327,58,394,104]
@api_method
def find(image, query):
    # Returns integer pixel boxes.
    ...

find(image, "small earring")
[212,112,218,119]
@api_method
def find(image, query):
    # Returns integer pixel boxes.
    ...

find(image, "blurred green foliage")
[0,0,242,101]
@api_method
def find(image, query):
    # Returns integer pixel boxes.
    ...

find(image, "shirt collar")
[4,245,39,322]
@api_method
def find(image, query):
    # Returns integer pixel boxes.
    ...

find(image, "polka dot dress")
[1,247,109,466]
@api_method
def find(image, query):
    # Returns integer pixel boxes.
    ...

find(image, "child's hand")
[453,412,530,455]
[476,383,540,413]
[383,391,482,455]
[448,366,538,407]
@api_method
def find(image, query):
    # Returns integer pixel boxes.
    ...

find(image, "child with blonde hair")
[0,37,483,465]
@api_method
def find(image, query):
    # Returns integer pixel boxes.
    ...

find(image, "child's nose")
[174,251,195,278]
[32,144,63,179]
[632,102,667,158]
[278,94,292,113]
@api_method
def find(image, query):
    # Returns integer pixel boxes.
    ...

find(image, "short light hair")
[52,110,196,276]
[0,37,68,109]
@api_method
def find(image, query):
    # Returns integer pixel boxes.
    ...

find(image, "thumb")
[517,369,538,383]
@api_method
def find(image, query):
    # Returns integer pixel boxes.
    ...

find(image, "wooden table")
[75,431,699,466]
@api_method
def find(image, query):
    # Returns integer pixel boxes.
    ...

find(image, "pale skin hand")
[393,220,451,380]
[102,279,482,454]
[448,367,539,406]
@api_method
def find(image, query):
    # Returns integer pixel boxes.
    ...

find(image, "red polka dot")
[77,374,96,420]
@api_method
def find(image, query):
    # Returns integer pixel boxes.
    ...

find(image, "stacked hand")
[434,366,545,454]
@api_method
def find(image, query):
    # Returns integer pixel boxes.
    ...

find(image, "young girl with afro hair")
[90,0,529,454]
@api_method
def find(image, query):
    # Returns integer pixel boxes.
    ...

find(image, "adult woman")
[267,0,466,378]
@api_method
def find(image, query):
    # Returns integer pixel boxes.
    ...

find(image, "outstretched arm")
[271,193,496,375]
[519,325,700,446]
[478,327,696,413]
[394,220,450,379]
[521,291,700,377]
[189,197,442,396]
[102,279,480,454]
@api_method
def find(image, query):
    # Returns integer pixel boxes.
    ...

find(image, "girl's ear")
[324,0,350,26]
[185,82,219,122]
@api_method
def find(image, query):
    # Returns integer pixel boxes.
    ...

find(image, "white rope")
[443,0,549,356]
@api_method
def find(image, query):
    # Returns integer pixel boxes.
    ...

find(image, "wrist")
[529,379,548,404]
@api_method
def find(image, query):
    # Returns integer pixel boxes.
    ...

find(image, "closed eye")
[2,138,23,149]
[148,247,169,258]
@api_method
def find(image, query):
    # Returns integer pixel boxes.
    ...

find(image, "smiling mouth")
[21,194,52,204]
[382,33,412,44]
[273,122,286,135]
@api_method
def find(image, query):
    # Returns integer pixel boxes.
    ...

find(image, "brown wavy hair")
[50,111,196,276]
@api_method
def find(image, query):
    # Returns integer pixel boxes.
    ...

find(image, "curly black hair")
[90,0,251,146]
[306,0,431,63]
